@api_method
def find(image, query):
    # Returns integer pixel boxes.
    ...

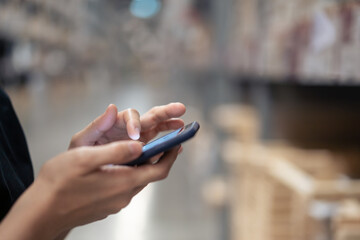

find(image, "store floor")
[7,77,222,240]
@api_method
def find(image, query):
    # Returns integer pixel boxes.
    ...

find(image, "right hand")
[69,103,186,148]
[0,141,180,240]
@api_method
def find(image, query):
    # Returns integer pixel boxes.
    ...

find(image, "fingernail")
[130,127,140,140]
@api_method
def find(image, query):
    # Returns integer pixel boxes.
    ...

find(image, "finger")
[76,141,143,173]
[134,146,180,185]
[152,119,185,132]
[103,184,148,214]
[73,104,118,146]
[140,119,184,143]
[140,103,186,131]
[148,152,164,164]
[122,108,141,140]
[132,185,147,197]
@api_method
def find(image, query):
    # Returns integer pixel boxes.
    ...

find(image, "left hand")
[69,103,186,149]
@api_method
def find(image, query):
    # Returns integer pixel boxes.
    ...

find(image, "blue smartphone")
[125,121,200,166]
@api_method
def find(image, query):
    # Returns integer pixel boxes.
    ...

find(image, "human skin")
[69,102,187,148]
[0,103,186,240]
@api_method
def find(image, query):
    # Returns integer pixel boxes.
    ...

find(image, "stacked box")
[214,104,360,240]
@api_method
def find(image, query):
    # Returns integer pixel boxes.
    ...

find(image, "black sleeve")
[0,88,34,221]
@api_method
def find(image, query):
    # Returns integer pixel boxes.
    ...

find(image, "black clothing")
[0,88,34,221]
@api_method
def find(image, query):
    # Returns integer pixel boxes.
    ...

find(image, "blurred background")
[1,0,360,239]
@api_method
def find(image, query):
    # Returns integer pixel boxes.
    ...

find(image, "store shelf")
[227,0,360,84]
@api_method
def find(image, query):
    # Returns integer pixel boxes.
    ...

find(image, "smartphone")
[124,121,200,166]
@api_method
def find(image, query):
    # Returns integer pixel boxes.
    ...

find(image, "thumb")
[71,104,118,147]
[78,141,143,172]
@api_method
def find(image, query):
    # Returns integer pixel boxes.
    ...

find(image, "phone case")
[124,121,200,166]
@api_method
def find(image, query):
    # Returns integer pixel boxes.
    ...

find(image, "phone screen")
[124,121,199,166]
[142,127,183,152]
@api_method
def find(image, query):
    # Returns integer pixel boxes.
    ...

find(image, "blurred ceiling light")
[130,0,161,19]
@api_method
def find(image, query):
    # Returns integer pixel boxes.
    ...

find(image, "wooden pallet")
[222,140,360,240]
[333,199,360,240]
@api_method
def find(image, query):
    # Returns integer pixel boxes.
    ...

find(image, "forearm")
[0,183,64,240]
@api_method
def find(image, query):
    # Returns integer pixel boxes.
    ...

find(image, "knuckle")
[128,108,140,116]
[151,106,161,112]
[98,215,109,221]
[121,199,131,208]
[149,106,159,115]
[92,211,109,221]
[150,112,161,123]
[115,198,131,210]
[108,206,120,215]
[159,170,169,180]
[151,167,169,181]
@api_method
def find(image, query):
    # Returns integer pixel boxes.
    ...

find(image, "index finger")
[140,103,186,131]
[121,108,141,140]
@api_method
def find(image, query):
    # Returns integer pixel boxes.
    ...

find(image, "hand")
[0,141,180,240]
[69,103,186,148]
